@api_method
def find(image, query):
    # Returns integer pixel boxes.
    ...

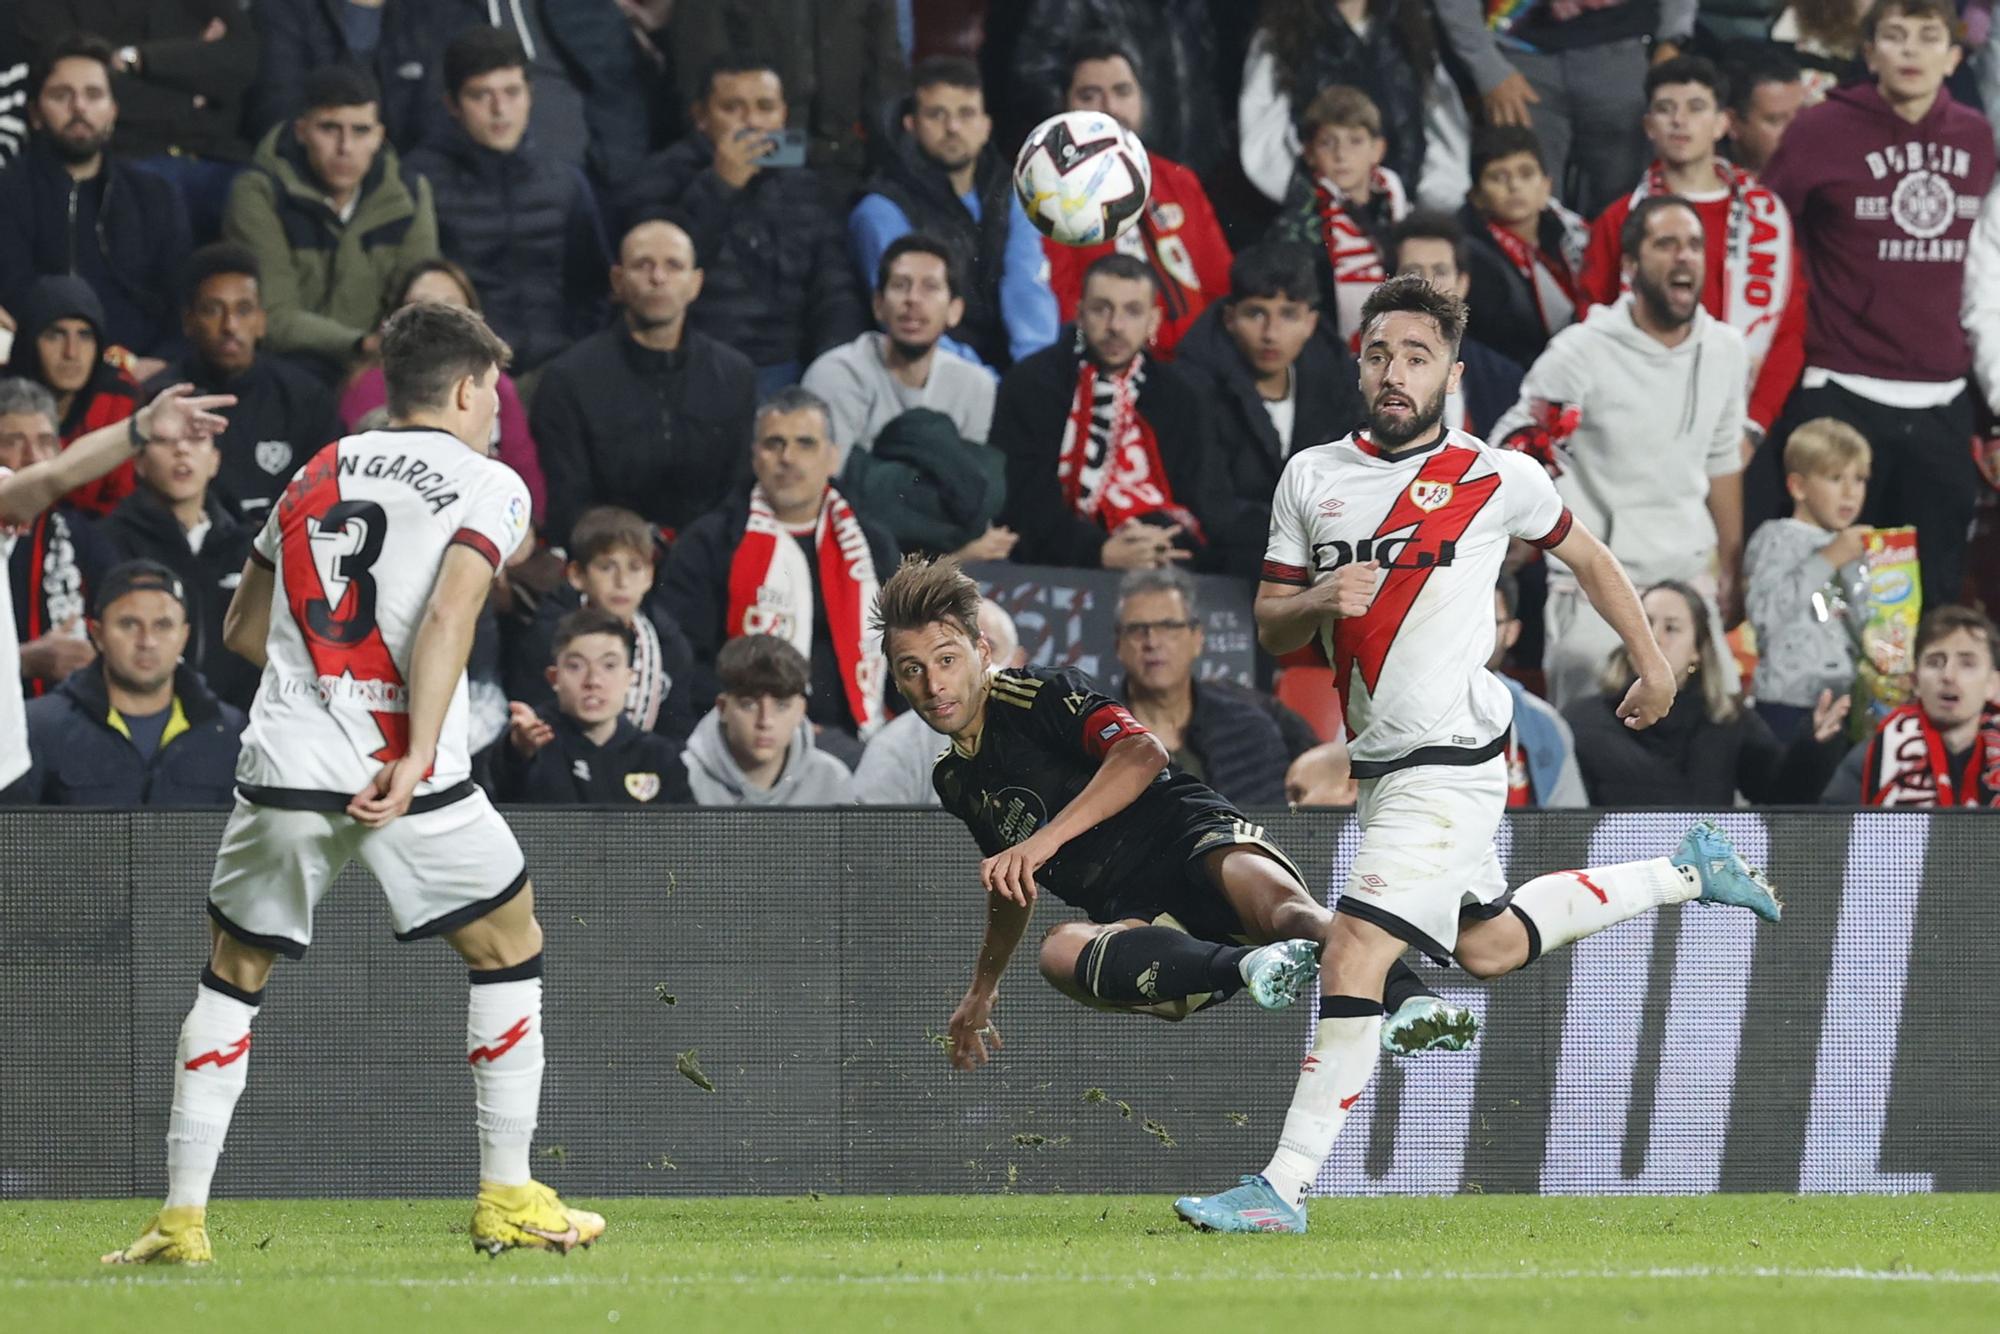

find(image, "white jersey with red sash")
[241,427,532,800]
[1262,428,1572,775]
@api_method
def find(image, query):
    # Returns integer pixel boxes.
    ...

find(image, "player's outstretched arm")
[980,732,1172,906]
[947,890,1033,1072]
[222,560,274,668]
[1548,521,1677,729]
[1252,568,1378,656]
[0,384,234,525]
[348,544,493,827]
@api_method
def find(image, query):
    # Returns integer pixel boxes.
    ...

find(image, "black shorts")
[1092,816,1310,942]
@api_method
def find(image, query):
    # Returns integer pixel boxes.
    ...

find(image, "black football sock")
[1381,958,1437,1014]
[1073,928,1252,1004]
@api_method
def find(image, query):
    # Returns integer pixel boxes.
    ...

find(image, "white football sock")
[1261,998,1384,1210]
[1511,858,1698,956]
[466,963,544,1188]
[165,974,260,1209]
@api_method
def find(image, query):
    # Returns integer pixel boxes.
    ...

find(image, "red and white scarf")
[1861,702,2000,807]
[1627,160,1794,385]
[1485,201,1587,338]
[1315,167,1410,344]
[1058,351,1198,537]
[725,484,885,738]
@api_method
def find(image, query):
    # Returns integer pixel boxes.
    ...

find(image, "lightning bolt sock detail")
[1261,995,1384,1210]
[467,956,545,1187]
[165,969,263,1209]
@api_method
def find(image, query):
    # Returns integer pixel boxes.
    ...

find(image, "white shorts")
[206,786,528,959]
[1336,754,1510,964]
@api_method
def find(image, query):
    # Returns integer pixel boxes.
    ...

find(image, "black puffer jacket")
[11,662,244,806]
[617,135,866,370]
[1117,676,1317,809]
[860,120,1014,368]
[1173,301,1364,577]
[406,124,610,372]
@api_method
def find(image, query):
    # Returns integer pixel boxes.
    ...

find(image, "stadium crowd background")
[2,0,1998,816]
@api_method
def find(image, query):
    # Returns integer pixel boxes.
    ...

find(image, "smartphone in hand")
[762,127,808,168]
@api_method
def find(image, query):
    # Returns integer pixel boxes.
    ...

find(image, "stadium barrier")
[1,808,1990,1199]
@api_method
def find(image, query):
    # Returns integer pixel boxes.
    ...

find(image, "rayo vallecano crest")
[1408,479,1454,512]
[625,772,662,802]
[255,440,294,475]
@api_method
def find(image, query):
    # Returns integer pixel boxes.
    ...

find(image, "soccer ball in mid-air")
[1012,111,1152,247]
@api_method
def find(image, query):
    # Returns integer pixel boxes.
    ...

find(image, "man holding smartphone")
[619,54,865,394]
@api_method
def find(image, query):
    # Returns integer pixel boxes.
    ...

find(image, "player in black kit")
[874,555,1459,1071]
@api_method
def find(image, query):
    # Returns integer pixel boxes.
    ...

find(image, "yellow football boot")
[469,1179,605,1256]
[101,1206,213,1265]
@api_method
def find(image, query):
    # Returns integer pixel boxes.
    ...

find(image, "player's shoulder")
[988,665,1060,713]
[1275,432,1365,485]
[1456,432,1546,486]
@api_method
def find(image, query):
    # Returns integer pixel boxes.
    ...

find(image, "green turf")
[5,1195,1997,1333]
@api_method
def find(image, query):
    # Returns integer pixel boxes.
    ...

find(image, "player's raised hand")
[980,830,1055,907]
[347,750,433,827]
[946,987,1003,1072]
[1320,561,1380,619]
[138,383,236,443]
[1616,669,1677,730]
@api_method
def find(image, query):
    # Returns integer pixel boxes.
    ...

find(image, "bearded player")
[874,556,1472,1068]
[1173,275,1781,1233]
[103,303,604,1265]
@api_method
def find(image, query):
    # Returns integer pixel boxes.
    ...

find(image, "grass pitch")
[5,1195,1996,1333]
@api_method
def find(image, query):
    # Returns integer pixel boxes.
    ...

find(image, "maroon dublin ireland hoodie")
[1762,83,1995,384]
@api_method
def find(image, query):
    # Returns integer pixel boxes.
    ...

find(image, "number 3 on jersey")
[277,449,411,760]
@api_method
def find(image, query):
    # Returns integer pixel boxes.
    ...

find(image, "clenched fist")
[1319,561,1381,619]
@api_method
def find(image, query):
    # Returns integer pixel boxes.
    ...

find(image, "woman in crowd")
[1566,580,1846,806]
[339,258,546,525]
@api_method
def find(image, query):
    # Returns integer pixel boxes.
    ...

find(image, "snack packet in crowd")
[1852,526,1920,738]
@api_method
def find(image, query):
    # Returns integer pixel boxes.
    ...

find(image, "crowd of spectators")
[2,0,1999,814]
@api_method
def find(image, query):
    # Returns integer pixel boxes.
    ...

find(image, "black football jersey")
[930,666,1239,913]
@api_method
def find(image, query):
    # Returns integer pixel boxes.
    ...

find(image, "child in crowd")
[506,505,696,744]
[498,608,690,804]
[1270,86,1408,345]
[1457,126,1588,370]
[1745,418,1871,739]
[682,634,853,807]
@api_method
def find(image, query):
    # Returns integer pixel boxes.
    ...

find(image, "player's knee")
[1038,923,1098,986]
[209,935,277,993]
[1454,933,1518,979]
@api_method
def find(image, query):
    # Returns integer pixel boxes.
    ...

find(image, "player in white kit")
[1174,276,1781,1233]
[103,303,604,1264]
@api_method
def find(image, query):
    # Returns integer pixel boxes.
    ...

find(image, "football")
[1011,110,1152,247]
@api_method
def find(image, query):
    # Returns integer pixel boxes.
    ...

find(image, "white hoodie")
[1491,295,1746,587]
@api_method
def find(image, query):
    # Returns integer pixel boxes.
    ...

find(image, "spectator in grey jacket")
[682,633,854,806]
[1745,418,1871,741]
[852,597,1022,805]
[802,234,997,456]
[1491,196,1747,709]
